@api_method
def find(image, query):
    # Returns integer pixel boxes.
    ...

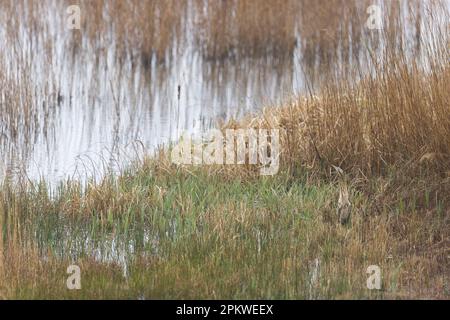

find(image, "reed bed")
[193,0,299,61]
[193,0,431,67]
[0,0,449,299]
[0,152,448,299]
[0,56,41,158]
[3,1,433,64]
[70,0,188,63]
[0,0,59,155]
[216,1,450,179]
[222,5,450,212]
[267,57,450,178]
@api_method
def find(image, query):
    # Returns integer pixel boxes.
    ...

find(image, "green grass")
[1,161,447,299]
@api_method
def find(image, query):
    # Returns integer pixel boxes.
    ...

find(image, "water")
[1,0,445,185]
[0,1,306,186]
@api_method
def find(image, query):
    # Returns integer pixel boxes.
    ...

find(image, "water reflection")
[0,1,305,185]
[1,0,442,185]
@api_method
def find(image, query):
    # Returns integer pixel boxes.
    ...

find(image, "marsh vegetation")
[0,0,448,299]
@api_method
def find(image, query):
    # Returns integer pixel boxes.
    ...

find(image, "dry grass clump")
[220,57,449,182]
[212,4,450,213]
[242,1,450,179]
[0,191,41,298]
[276,62,450,176]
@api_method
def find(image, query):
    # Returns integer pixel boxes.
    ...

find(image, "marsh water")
[0,1,443,185]
[0,1,447,272]
[0,2,308,186]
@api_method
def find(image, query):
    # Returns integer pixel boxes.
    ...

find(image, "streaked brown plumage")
[337,184,351,225]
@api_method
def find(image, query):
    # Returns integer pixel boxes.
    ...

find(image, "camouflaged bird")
[337,183,351,225]
[332,165,352,225]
